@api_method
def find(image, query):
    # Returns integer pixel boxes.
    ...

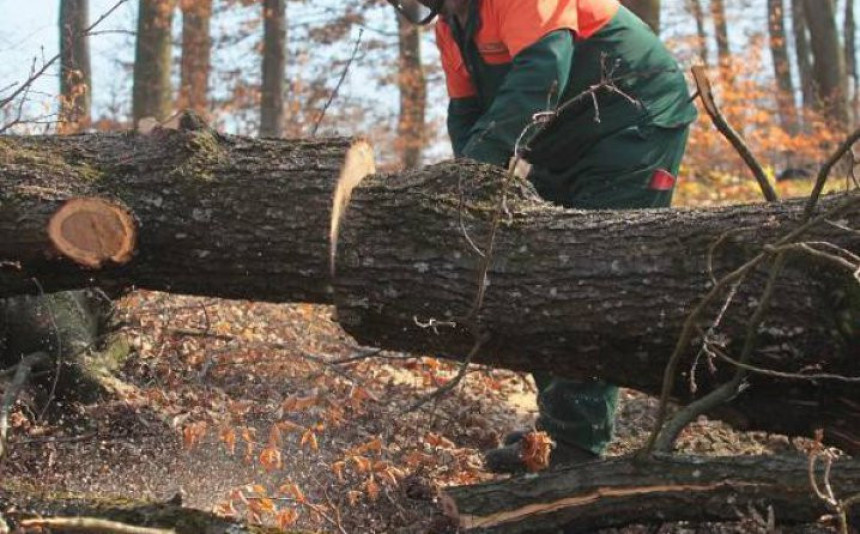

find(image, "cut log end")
[47,198,137,269]
[330,139,376,276]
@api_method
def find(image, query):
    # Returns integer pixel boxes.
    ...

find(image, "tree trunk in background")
[803,0,849,126]
[686,0,708,65]
[768,0,797,133]
[710,0,730,74]
[178,0,212,117]
[132,0,174,123]
[792,0,815,111]
[845,0,858,126]
[260,0,286,137]
[622,0,660,34]
[396,14,426,169]
[59,0,91,131]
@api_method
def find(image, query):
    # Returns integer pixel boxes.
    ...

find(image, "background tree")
[396,11,426,169]
[845,0,857,125]
[132,0,175,123]
[768,0,797,132]
[260,0,286,137]
[59,0,91,131]
[685,0,708,65]
[710,0,731,80]
[803,0,848,125]
[178,0,212,117]
[622,0,660,34]
[791,0,815,111]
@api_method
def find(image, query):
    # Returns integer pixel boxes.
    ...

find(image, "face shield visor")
[387,0,439,25]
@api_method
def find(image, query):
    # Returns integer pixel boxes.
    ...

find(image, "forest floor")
[0,289,840,533]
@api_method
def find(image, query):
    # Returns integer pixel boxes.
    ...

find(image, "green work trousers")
[527,122,690,454]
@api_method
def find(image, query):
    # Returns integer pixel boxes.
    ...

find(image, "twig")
[690,66,778,202]
[312,29,364,136]
[706,343,860,384]
[19,517,174,534]
[643,194,860,456]
[403,333,489,413]
[805,124,860,218]
[0,0,129,110]
[0,352,49,460]
[653,253,787,452]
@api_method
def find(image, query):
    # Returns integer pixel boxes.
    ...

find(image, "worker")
[387,0,697,473]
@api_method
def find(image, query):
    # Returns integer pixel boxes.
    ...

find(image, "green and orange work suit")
[435,0,697,454]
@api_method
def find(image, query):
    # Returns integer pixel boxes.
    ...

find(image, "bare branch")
[19,517,174,534]
[0,352,49,460]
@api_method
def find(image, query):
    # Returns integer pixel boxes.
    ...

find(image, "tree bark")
[179,0,212,117]
[0,125,375,304]
[768,0,798,133]
[59,0,92,132]
[133,0,175,123]
[260,0,286,138]
[803,0,849,126]
[0,135,858,451]
[792,0,816,112]
[622,0,660,34]
[396,12,426,169]
[442,455,860,533]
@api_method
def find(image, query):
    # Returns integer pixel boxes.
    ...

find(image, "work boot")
[483,439,597,474]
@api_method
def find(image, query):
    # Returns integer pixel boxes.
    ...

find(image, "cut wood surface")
[442,454,860,533]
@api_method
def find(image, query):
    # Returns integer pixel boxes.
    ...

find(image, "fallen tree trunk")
[442,454,860,533]
[1,130,858,450]
[332,163,860,451]
[0,124,375,302]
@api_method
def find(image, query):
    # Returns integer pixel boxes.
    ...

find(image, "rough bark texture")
[179,0,212,117]
[0,135,858,450]
[0,485,286,534]
[622,0,660,34]
[331,163,860,452]
[768,0,797,133]
[260,0,286,138]
[0,126,374,304]
[443,455,860,533]
[803,0,849,125]
[396,13,426,169]
[133,0,175,123]
[59,0,91,131]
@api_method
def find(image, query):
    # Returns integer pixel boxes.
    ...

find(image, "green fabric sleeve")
[462,30,575,167]
[447,96,482,158]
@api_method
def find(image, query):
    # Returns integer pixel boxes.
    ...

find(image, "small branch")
[643,195,860,456]
[312,29,363,136]
[0,352,49,460]
[805,125,860,218]
[653,253,788,452]
[19,517,174,534]
[690,66,778,202]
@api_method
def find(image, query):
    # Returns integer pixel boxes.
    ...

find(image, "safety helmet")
[386,0,442,25]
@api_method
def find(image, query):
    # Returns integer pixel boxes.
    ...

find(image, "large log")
[1,130,858,450]
[331,163,860,451]
[442,454,860,533]
[0,124,375,302]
